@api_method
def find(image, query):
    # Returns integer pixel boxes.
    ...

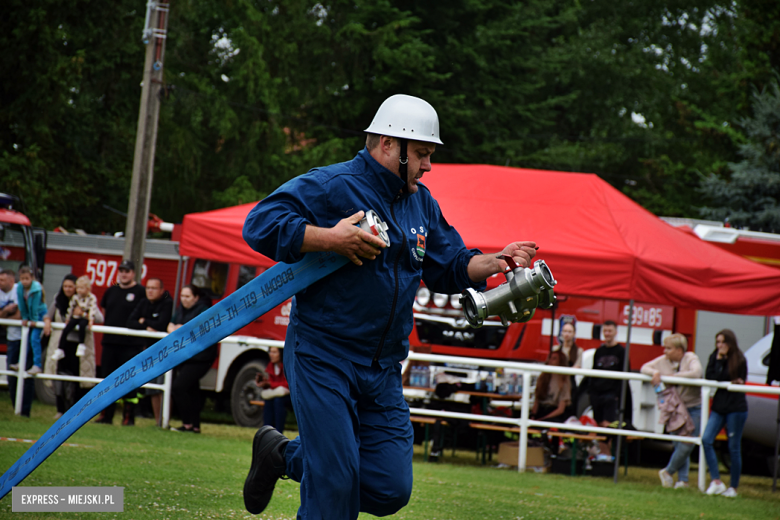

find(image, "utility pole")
[124,0,170,283]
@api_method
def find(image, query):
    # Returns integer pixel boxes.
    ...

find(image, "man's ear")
[380,135,395,156]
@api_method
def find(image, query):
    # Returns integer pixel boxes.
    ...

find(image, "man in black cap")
[95,260,146,425]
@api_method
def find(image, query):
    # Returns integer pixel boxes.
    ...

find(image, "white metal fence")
[406,351,780,491]
[3,318,779,490]
[0,318,174,426]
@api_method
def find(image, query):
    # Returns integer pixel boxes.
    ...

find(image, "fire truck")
[410,217,780,379]
[0,193,46,280]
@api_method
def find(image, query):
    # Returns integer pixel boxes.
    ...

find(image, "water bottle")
[486,372,494,393]
[410,366,418,387]
[474,371,482,391]
[655,382,665,404]
[423,366,430,388]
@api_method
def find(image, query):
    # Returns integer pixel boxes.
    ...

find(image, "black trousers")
[59,318,87,347]
[54,340,87,413]
[172,360,212,428]
[100,343,143,421]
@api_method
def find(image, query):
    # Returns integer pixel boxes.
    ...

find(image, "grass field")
[1,396,779,519]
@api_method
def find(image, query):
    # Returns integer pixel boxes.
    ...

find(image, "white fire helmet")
[364,94,443,145]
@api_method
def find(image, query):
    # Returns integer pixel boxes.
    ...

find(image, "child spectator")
[16,266,46,375]
[51,275,99,360]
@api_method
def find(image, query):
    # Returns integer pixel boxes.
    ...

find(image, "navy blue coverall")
[243,147,485,519]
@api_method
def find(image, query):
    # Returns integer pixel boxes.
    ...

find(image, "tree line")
[1,0,778,233]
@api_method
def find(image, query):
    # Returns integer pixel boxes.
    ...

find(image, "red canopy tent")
[180,202,275,268]
[179,164,780,316]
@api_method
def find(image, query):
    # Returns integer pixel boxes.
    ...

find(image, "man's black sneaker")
[243,426,289,514]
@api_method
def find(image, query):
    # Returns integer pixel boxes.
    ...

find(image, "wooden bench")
[468,422,608,475]
[468,422,543,465]
[410,416,450,462]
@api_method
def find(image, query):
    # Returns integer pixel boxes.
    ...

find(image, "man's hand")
[498,241,537,270]
[302,211,387,266]
[467,240,537,282]
[331,211,387,266]
[138,317,145,324]
[0,303,18,319]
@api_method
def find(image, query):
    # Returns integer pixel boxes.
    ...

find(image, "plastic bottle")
[486,372,494,393]
[423,366,430,388]
[655,382,665,404]
[474,371,482,391]
[410,366,418,387]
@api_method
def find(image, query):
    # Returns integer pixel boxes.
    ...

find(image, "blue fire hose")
[0,250,349,498]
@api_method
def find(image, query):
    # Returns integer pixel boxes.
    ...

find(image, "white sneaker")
[659,469,674,488]
[51,348,66,361]
[8,363,19,371]
[674,481,689,489]
[76,344,87,357]
[27,365,42,375]
[706,481,727,495]
[722,487,738,498]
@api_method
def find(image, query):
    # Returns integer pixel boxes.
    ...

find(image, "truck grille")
[414,317,507,350]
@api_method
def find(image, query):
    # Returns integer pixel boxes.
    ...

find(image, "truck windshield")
[0,223,33,273]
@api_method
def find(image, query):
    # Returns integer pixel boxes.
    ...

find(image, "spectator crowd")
[0,262,219,434]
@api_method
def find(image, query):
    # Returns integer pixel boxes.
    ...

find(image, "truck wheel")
[34,377,57,406]
[230,360,266,428]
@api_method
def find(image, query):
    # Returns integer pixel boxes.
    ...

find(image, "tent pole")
[173,254,183,307]
[613,299,634,483]
[549,300,556,352]
[773,395,780,492]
